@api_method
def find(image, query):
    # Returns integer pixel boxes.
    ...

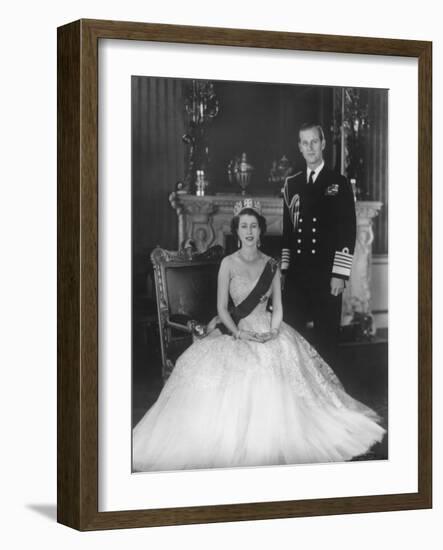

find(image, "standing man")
[281,123,356,365]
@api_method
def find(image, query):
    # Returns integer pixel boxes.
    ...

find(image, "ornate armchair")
[151,245,225,381]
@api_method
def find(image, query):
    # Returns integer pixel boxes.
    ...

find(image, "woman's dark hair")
[231,208,267,241]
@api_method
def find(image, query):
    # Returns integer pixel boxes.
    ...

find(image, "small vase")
[228,152,254,195]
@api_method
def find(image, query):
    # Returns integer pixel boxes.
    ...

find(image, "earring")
[237,238,241,248]
[257,238,261,248]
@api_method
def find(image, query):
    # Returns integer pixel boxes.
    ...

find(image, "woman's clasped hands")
[235,328,279,343]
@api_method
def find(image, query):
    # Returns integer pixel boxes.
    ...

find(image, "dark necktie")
[308,170,315,184]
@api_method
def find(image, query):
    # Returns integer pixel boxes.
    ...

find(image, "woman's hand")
[257,328,279,343]
[236,330,266,342]
[236,329,279,343]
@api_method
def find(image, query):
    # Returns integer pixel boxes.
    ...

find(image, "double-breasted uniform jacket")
[281,167,357,283]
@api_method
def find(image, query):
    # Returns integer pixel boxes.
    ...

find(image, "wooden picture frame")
[57,19,432,530]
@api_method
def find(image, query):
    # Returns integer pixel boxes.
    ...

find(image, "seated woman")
[133,199,385,472]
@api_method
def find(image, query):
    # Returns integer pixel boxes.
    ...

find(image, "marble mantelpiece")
[169,192,383,328]
[169,193,283,252]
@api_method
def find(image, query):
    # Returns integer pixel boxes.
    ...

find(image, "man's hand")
[330,277,345,296]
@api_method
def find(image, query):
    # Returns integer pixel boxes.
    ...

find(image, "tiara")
[233,198,262,216]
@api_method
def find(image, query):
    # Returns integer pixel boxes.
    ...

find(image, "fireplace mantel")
[169,192,282,251]
[169,192,383,328]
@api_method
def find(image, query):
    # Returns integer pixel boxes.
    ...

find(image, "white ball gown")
[133,268,386,472]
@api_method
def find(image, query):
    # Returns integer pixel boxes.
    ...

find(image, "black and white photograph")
[2,0,437,542]
[131,76,389,472]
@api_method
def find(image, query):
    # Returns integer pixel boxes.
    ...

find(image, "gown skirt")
[133,275,386,472]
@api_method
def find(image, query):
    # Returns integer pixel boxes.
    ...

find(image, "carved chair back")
[150,245,225,381]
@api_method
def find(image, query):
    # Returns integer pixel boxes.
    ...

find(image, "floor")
[334,337,388,461]
[132,328,389,462]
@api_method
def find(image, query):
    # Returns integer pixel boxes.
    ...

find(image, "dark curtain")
[132,76,186,253]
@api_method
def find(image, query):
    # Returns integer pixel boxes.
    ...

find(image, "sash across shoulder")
[215,257,278,335]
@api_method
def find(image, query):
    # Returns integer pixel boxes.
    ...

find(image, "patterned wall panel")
[366,90,388,254]
[132,76,186,253]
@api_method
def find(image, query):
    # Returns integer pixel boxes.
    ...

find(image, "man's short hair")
[298,123,325,142]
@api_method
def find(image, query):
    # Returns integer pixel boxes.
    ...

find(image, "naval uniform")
[281,164,356,364]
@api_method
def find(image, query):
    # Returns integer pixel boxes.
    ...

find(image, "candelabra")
[185,80,219,125]
[331,87,370,199]
[180,80,219,195]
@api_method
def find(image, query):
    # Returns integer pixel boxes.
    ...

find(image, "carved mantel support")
[341,201,383,329]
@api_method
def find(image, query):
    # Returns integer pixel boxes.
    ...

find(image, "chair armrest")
[166,320,193,334]
[166,318,209,339]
